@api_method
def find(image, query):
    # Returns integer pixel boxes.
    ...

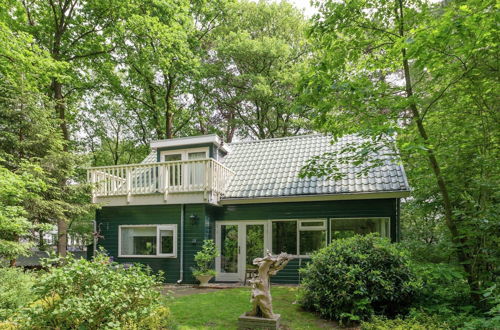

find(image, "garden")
[1,235,498,329]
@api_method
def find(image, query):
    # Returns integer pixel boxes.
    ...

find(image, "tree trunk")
[395,0,479,302]
[52,78,69,257]
[226,111,236,143]
[165,74,175,139]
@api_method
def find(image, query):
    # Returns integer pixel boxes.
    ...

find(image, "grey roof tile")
[222,134,410,199]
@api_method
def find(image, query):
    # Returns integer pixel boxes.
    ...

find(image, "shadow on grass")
[168,286,351,329]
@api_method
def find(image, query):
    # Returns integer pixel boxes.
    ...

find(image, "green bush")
[298,234,420,323]
[192,239,218,277]
[15,251,171,329]
[412,262,471,314]
[361,315,451,330]
[0,267,36,320]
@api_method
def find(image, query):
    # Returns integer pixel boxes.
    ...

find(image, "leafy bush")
[298,234,420,323]
[361,315,451,330]
[411,262,471,314]
[192,239,218,277]
[0,268,36,320]
[15,251,171,329]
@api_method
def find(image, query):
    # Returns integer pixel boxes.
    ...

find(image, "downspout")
[177,204,185,284]
[92,220,97,258]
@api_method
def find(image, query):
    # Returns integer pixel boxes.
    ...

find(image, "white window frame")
[297,219,327,257]
[118,224,177,258]
[269,219,327,258]
[329,217,391,239]
[160,147,209,162]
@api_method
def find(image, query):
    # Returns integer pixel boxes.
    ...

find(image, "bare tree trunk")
[395,0,478,302]
[165,74,175,139]
[52,78,69,257]
[225,111,236,143]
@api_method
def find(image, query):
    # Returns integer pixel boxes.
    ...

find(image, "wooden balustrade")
[87,159,234,203]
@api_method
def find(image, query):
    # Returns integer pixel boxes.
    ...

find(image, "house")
[88,134,410,284]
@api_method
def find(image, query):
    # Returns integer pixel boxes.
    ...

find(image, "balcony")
[87,159,235,206]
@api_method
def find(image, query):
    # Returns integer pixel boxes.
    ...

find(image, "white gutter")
[177,205,184,284]
[219,191,411,205]
[92,220,97,258]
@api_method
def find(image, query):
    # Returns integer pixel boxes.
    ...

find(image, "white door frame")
[215,221,269,282]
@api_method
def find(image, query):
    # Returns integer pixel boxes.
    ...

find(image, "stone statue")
[245,251,291,319]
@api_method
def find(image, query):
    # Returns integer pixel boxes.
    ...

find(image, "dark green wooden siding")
[210,198,399,284]
[96,198,399,284]
[96,204,208,284]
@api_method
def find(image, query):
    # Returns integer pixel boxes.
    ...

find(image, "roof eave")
[150,134,230,153]
[219,190,411,205]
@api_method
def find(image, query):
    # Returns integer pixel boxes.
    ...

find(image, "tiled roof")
[221,134,409,199]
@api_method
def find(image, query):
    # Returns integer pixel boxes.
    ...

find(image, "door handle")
[238,246,241,254]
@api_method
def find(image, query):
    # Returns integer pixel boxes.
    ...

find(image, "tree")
[5,0,126,256]
[300,0,499,303]
[0,164,45,265]
[195,0,312,141]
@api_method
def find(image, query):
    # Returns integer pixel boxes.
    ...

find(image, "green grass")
[169,286,338,329]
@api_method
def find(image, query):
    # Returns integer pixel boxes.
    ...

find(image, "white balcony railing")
[87,159,234,203]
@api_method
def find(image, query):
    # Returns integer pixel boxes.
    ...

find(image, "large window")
[330,218,390,240]
[298,220,327,255]
[271,219,327,256]
[119,225,177,258]
[272,221,297,255]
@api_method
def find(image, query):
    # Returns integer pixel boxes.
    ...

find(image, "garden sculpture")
[245,251,292,319]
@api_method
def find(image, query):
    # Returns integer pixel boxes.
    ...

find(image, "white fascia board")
[219,190,411,205]
[150,134,230,153]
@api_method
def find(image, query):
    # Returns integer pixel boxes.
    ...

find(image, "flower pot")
[195,274,213,287]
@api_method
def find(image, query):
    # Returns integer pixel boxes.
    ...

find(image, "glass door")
[216,223,241,281]
[245,224,265,272]
[187,151,207,187]
[164,154,182,187]
[215,221,268,282]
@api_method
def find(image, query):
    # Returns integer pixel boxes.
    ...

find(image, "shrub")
[192,239,218,277]
[361,315,451,330]
[15,251,171,329]
[298,234,420,323]
[0,267,36,320]
[411,262,472,314]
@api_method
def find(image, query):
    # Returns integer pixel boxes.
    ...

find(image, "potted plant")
[192,239,219,287]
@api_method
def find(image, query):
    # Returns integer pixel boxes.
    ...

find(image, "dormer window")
[160,147,209,162]
[160,148,209,187]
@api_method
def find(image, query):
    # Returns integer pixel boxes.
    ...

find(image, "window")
[272,221,297,255]
[298,220,326,255]
[271,219,327,256]
[160,148,208,187]
[119,225,177,258]
[164,154,182,186]
[330,218,390,240]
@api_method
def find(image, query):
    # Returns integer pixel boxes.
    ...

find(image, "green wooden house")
[88,134,410,284]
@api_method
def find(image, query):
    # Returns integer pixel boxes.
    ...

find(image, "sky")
[285,0,317,17]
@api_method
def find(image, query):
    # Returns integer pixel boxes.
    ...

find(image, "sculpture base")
[238,314,280,330]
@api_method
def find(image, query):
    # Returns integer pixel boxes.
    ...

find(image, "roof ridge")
[227,133,326,146]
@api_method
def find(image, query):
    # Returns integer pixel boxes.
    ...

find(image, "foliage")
[0,163,47,261]
[412,262,472,315]
[298,235,420,323]
[15,251,169,329]
[302,0,500,303]
[194,0,312,141]
[361,314,451,330]
[0,268,36,321]
[1,2,99,256]
[192,239,218,277]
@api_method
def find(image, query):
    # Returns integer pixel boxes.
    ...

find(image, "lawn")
[169,286,339,329]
